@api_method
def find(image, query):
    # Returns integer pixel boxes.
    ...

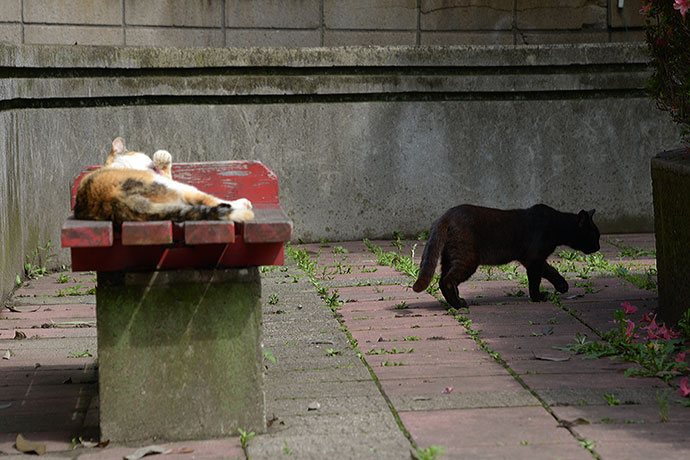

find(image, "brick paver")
[1,234,688,459]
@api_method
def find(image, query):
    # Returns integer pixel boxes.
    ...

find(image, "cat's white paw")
[228,209,255,222]
[228,198,253,210]
[152,150,172,169]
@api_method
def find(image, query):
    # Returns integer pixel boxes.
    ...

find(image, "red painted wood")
[121,221,173,246]
[184,221,235,245]
[171,162,279,204]
[70,240,284,272]
[65,160,290,270]
[244,208,293,243]
[219,236,285,267]
[70,162,279,209]
[61,218,113,248]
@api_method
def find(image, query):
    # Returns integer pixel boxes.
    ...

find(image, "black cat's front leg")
[543,263,568,294]
[526,265,548,302]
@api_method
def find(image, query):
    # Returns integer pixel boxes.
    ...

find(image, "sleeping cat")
[412,204,600,308]
[74,137,254,224]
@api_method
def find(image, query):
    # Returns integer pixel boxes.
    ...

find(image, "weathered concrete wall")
[0,0,646,47]
[0,42,682,304]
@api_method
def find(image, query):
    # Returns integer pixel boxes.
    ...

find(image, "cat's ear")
[587,209,595,218]
[577,209,592,227]
[111,137,125,155]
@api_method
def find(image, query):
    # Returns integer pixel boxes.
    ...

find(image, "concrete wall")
[0,42,682,304]
[1,0,646,47]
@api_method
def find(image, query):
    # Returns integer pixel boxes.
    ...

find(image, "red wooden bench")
[62,161,292,271]
[61,161,292,442]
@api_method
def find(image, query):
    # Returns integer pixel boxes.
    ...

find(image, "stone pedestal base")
[96,268,265,442]
[652,150,690,325]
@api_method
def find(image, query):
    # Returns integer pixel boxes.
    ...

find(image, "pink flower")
[640,3,650,15]
[675,0,690,20]
[679,377,690,398]
[643,323,680,340]
[621,302,638,315]
[675,351,687,363]
[623,319,638,340]
[641,316,660,339]
[642,312,654,323]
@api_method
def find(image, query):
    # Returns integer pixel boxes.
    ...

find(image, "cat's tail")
[412,216,447,292]
[175,204,254,222]
[160,203,254,222]
[125,199,254,223]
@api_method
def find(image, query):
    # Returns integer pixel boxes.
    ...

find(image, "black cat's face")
[574,209,600,254]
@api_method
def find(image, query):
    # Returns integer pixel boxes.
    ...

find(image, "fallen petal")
[2,350,11,360]
[6,305,41,313]
[307,401,320,411]
[15,434,46,456]
[558,417,590,428]
[533,353,571,362]
[541,327,554,336]
[124,445,167,460]
[165,447,194,455]
[442,386,453,394]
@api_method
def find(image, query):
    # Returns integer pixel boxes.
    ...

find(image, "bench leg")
[96,268,265,442]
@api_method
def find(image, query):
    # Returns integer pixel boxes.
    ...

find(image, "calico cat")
[412,204,600,308]
[74,137,254,224]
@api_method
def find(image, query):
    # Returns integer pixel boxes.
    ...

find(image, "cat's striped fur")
[74,138,254,224]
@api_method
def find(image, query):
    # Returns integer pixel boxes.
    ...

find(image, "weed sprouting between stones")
[286,242,417,446]
[606,238,656,258]
[414,445,445,460]
[556,304,690,403]
[56,285,95,297]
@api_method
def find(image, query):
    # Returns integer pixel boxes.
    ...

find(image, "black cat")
[412,204,600,308]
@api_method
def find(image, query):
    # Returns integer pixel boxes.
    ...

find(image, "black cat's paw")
[441,291,468,309]
[554,280,569,293]
[443,296,468,309]
[530,292,549,302]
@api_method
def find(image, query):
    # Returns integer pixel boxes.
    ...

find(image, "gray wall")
[0,42,682,303]
[0,0,646,48]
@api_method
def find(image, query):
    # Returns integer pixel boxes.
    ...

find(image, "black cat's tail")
[412,216,447,292]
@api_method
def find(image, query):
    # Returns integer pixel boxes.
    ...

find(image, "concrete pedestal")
[96,268,265,442]
[652,150,690,325]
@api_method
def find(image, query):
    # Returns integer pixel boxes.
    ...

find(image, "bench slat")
[121,221,173,246]
[70,241,284,272]
[61,218,113,248]
[184,221,235,245]
[65,161,291,270]
[244,208,293,243]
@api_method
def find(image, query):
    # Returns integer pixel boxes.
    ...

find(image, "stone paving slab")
[354,326,469,344]
[0,328,97,340]
[390,391,542,412]
[379,373,527,398]
[3,235,690,459]
[399,407,591,459]
[520,371,669,390]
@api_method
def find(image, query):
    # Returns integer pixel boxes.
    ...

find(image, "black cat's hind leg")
[543,263,568,294]
[525,264,548,302]
[440,257,477,309]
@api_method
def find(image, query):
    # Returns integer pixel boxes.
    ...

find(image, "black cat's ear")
[577,209,590,227]
[588,209,595,218]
